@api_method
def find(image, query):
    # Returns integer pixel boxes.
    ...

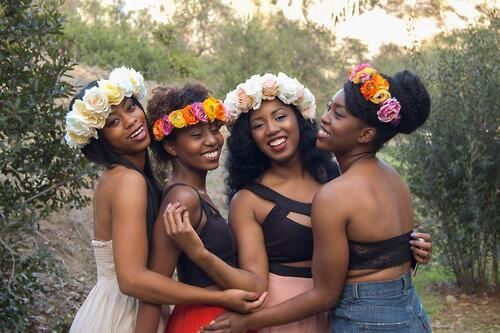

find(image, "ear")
[163,140,178,157]
[358,126,376,144]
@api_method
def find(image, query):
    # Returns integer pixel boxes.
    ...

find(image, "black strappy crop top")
[348,231,413,270]
[243,183,313,278]
[164,184,237,288]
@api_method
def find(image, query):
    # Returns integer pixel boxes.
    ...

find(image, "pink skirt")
[259,273,330,333]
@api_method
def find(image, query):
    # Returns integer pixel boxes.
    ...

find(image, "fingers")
[412,232,432,242]
[249,291,268,312]
[163,202,188,236]
[200,316,230,331]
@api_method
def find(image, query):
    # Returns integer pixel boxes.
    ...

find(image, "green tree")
[0,0,93,330]
[206,13,342,106]
[398,9,499,291]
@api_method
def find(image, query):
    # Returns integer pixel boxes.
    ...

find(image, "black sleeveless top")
[348,231,413,270]
[164,184,237,288]
[243,183,313,278]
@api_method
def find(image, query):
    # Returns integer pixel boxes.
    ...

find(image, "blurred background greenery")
[1,0,498,331]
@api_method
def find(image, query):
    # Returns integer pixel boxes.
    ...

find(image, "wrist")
[188,247,210,263]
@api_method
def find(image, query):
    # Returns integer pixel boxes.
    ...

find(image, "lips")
[268,136,287,152]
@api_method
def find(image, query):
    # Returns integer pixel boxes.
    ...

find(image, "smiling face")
[166,121,225,172]
[249,99,301,164]
[100,97,150,155]
[316,89,367,155]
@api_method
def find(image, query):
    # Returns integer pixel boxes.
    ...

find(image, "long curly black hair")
[225,106,340,201]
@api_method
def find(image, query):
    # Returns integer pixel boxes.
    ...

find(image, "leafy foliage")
[397,8,499,291]
[0,0,93,330]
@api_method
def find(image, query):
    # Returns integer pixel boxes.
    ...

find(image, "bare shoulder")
[162,184,202,227]
[96,166,146,197]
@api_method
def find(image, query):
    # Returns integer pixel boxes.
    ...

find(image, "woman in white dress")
[65,67,266,333]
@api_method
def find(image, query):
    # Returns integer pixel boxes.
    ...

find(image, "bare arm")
[163,190,268,294]
[201,182,351,332]
[110,170,263,310]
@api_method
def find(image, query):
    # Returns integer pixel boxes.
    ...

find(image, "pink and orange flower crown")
[152,96,229,141]
[348,63,401,126]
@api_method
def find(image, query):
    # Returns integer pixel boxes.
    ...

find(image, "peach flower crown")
[348,63,401,126]
[152,97,229,141]
[64,67,147,148]
[223,72,316,122]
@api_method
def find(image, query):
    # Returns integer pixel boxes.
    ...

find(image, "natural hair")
[343,70,430,151]
[147,83,210,162]
[225,105,340,200]
[69,81,161,246]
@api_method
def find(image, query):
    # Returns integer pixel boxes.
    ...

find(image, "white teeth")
[130,126,143,138]
[269,138,286,147]
[318,129,330,137]
[202,151,218,159]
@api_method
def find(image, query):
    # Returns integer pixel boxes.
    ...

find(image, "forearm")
[119,268,225,306]
[192,250,267,294]
[135,302,161,333]
[247,287,336,330]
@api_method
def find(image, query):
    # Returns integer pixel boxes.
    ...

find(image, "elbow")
[313,288,338,313]
[117,274,141,297]
[252,275,268,295]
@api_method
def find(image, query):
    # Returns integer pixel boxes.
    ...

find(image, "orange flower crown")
[152,96,229,141]
[348,63,401,125]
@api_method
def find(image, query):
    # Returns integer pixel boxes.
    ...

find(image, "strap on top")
[243,183,311,215]
[163,183,205,230]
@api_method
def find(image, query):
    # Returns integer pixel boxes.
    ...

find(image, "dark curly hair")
[225,105,340,200]
[69,81,161,246]
[147,83,211,163]
[343,70,431,151]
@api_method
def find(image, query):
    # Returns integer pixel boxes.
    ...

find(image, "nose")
[204,131,219,146]
[123,112,137,129]
[320,110,330,125]
[265,120,279,136]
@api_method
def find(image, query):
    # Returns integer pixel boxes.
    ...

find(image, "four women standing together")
[66,65,432,333]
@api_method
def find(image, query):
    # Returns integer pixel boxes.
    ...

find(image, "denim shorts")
[331,272,432,332]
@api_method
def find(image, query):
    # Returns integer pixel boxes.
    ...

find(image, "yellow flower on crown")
[203,97,221,122]
[370,90,391,104]
[169,110,187,128]
[352,67,377,84]
[98,80,125,105]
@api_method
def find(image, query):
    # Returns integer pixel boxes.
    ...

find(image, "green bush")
[0,0,93,330]
[398,9,499,291]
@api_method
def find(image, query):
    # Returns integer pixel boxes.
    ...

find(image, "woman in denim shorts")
[199,64,432,333]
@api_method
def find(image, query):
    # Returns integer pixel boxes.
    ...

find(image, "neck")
[267,153,306,182]
[170,160,208,191]
[123,151,147,171]
[336,149,376,173]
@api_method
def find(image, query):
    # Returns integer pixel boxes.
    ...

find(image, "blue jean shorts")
[331,272,431,332]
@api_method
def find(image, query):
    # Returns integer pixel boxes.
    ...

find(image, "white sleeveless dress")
[70,240,165,333]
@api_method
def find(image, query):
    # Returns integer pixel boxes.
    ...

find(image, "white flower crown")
[64,67,147,149]
[224,72,316,121]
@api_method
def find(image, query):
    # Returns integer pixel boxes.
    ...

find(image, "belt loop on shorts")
[402,275,407,295]
[353,283,359,300]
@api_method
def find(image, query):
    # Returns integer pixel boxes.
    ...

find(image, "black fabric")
[348,231,413,270]
[243,183,314,277]
[164,184,237,287]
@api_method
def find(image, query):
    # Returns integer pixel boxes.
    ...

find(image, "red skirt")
[165,304,257,333]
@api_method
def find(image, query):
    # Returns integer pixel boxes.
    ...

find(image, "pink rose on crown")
[262,74,279,100]
[377,98,401,124]
[191,102,208,122]
[348,63,372,82]
[236,88,253,111]
[161,115,174,136]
